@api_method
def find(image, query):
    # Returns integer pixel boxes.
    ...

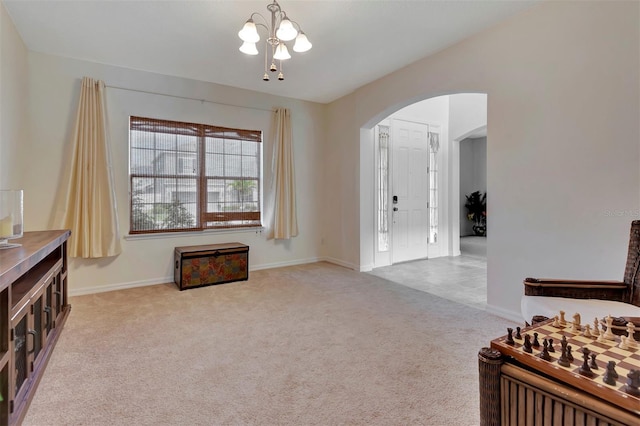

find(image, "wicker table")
[478,319,640,426]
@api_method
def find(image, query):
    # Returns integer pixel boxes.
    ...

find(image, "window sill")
[124,226,264,241]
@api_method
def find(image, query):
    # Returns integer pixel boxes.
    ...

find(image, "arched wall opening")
[358,93,488,271]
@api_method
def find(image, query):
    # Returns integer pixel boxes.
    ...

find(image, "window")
[129,116,261,233]
[428,130,439,244]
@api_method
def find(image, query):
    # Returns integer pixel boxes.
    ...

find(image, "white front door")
[391,119,430,263]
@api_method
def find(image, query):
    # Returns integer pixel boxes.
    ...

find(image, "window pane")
[242,161,258,178]
[130,130,154,149]
[131,148,154,174]
[206,153,224,177]
[156,151,177,175]
[131,177,158,231]
[224,155,242,178]
[206,137,224,154]
[226,140,242,155]
[242,141,258,156]
[176,134,197,152]
[156,133,176,150]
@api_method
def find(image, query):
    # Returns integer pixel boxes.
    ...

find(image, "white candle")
[0,215,13,237]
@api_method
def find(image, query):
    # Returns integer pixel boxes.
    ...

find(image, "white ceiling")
[3,0,539,104]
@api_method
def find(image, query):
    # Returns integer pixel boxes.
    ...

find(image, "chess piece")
[552,315,560,328]
[597,332,607,343]
[548,338,555,353]
[590,353,598,370]
[579,347,594,377]
[571,312,581,332]
[506,328,515,345]
[538,339,551,361]
[624,369,640,397]
[532,332,540,348]
[515,326,522,340]
[626,322,638,348]
[558,336,570,367]
[603,361,619,386]
[523,334,533,353]
[583,324,592,338]
[567,345,573,362]
[559,310,566,326]
[603,315,616,340]
[619,336,629,350]
[592,317,600,336]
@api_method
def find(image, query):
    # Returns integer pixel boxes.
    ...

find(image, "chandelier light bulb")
[238,19,260,43]
[278,72,284,81]
[239,41,259,55]
[263,73,270,81]
[276,18,298,41]
[293,32,312,53]
[273,43,291,60]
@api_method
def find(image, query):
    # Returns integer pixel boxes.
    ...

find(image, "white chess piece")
[583,324,592,338]
[597,332,607,343]
[626,322,638,348]
[618,335,629,350]
[552,315,560,328]
[592,317,600,336]
[571,312,581,332]
[603,315,616,340]
[559,310,566,326]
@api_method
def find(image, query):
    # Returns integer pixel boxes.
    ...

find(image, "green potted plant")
[464,190,487,236]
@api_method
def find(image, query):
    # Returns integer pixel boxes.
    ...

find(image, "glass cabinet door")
[11,307,29,409]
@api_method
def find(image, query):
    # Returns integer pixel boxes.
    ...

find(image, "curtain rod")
[105,84,273,112]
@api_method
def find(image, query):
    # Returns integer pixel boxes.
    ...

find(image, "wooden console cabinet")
[0,230,71,425]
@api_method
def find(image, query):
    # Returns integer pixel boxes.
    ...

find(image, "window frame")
[129,116,262,234]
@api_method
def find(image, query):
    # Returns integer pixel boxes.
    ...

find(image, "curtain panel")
[59,77,121,258]
[268,108,298,240]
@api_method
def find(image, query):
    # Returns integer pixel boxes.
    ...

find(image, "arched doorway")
[362,94,488,307]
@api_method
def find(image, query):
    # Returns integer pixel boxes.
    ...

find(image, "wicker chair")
[521,220,640,325]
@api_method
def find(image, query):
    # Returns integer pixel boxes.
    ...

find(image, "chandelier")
[237,0,312,81]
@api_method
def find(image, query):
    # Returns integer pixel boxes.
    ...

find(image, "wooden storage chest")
[174,243,249,290]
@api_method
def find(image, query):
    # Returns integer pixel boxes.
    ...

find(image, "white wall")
[460,137,487,236]
[25,52,326,294]
[327,1,639,320]
[0,2,28,190]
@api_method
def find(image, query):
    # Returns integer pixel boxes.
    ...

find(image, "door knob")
[393,207,398,211]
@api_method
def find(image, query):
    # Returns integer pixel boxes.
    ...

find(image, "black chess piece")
[548,338,555,353]
[523,334,533,353]
[557,336,571,367]
[603,361,618,386]
[533,332,540,348]
[567,345,573,362]
[538,339,551,361]
[506,328,515,345]
[624,369,640,397]
[589,353,598,370]
[579,348,594,377]
[515,326,522,340]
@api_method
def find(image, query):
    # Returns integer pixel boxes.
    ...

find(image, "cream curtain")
[59,77,121,258]
[268,108,298,239]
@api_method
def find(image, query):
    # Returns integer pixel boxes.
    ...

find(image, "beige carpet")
[24,262,517,426]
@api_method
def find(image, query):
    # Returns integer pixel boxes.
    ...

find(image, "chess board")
[491,319,640,415]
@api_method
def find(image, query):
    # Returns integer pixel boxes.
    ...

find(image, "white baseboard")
[70,257,328,296]
[321,257,361,271]
[70,277,173,297]
[486,304,525,324]
[249,257,323,271]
